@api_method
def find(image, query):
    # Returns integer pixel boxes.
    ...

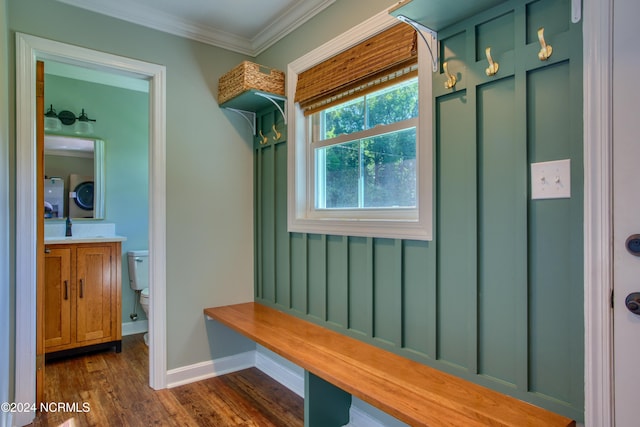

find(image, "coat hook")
[272,124,281,141]
[443,62,457,89]
[537,27,553,61]
[485,47,499,76]
[259,130,268,145]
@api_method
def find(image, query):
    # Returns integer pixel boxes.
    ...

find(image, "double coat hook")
[258,124,283,145]
[485,47,499,76]
[443,62,457,89]
[272,124,281,141]
[537,27,553,61]
[258,130,268,145]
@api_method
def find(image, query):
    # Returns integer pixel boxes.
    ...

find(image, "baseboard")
[345,398,408,427]
[166,351,255,388]
[122,320,148,336]
[255,347,304,397]
[163,349,402,426]
[1,411,12,427]
[254,349,403,427]
[344,404,387,427]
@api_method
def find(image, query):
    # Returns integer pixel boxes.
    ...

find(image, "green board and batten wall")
[254,0,583,421]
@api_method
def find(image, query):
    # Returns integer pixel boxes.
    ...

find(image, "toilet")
[127,250,149,345]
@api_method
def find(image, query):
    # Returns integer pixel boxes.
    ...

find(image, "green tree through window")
[313,78,418,209]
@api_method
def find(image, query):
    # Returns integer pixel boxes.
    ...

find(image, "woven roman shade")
[295,23,418,115]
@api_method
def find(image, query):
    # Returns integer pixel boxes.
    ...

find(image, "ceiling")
[55,0,336,57]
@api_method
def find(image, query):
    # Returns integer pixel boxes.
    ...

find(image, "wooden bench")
[204,302,575,427]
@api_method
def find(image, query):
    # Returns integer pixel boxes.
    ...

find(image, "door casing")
[583,0,615,425]
[14,33,167,427]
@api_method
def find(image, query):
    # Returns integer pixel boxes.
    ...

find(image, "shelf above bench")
[219,90,287,135]
[389,0,581,33]
[389,0,509,31]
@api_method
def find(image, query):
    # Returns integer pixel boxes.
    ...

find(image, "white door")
[613,0,640,425]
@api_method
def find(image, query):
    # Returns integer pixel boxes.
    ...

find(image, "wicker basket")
[218,61,285,105]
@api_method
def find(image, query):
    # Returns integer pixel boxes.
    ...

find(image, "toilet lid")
[141,288,149,297]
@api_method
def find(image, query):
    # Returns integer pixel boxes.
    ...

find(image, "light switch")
[530,159,571,200]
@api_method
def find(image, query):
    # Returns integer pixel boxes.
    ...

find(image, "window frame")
[287,9,434,241]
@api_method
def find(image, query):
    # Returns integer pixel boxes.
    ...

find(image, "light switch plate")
[531,159,571,199]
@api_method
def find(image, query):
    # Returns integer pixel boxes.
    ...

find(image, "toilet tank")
[127,250,149,291]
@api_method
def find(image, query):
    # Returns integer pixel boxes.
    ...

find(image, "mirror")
[44,134,105,219]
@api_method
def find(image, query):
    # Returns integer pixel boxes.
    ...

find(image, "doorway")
[14,33,167,426]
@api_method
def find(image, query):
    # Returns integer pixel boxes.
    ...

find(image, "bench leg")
[305,371,351,427]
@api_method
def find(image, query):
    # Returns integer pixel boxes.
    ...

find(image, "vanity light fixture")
[44,105,62,132]
[44,104,96,135]
[73,109,96,135]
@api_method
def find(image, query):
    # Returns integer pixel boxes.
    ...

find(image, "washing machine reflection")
[69,173,94,218]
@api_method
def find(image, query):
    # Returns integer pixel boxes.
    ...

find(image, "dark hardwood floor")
[31,333,304,427]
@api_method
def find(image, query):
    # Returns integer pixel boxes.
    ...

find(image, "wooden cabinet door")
[75,245,113,343]
[44,247,72,349]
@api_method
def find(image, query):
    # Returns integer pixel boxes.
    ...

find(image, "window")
[312,78,418,211]
[287,11,433,240]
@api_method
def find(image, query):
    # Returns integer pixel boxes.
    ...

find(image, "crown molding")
[250,0,336,56]
[55,0,336,57]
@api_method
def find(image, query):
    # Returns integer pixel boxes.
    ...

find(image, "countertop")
[44,235,127,244]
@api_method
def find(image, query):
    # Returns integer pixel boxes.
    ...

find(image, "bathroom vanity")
[43,237,124,357]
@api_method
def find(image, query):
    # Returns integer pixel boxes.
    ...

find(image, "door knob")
[625,292,640,315]
[626,234,640,256]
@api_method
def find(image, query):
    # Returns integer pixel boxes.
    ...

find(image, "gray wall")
[256,0,398,68]
[4,0,403,401]
[7,0,256,374]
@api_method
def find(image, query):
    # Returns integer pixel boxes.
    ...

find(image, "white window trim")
[287,8,434,241]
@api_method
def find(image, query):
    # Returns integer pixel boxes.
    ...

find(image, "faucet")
[65,217,72,237]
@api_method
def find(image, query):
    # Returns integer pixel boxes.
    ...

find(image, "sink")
[44,222,126,243]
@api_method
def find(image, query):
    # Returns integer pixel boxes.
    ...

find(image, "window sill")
[287,216,432,241]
